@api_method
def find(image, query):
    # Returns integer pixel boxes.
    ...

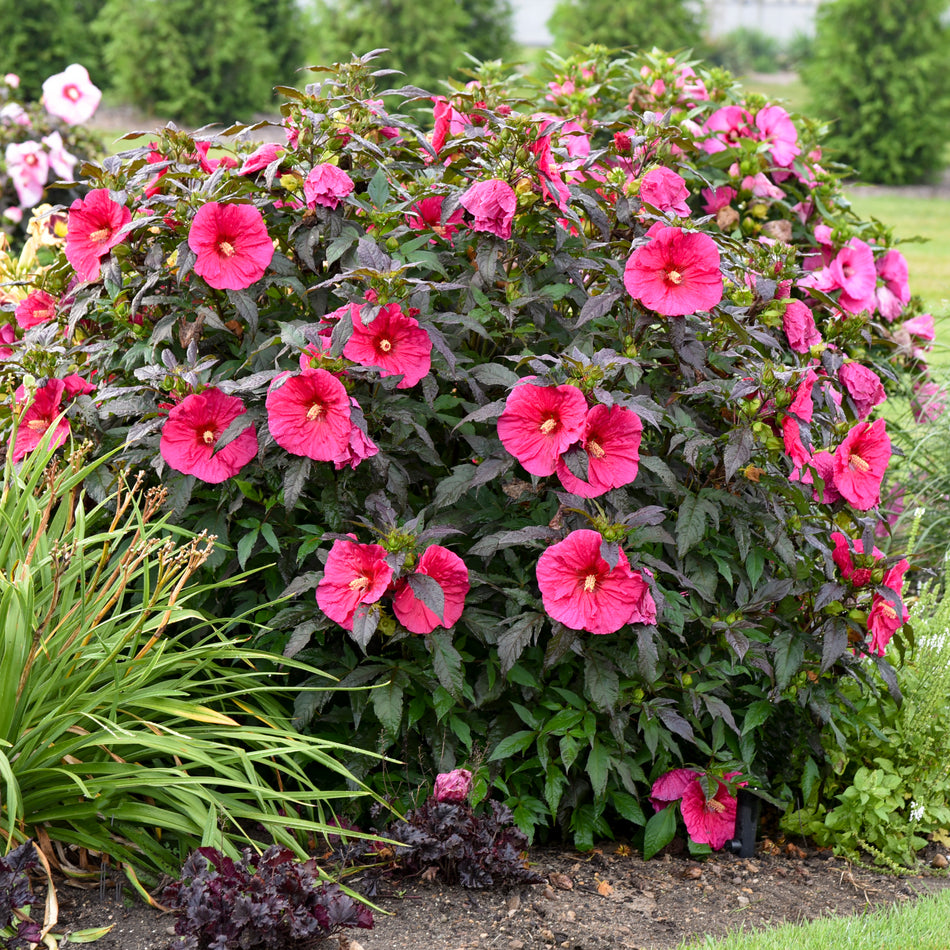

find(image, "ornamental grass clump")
[0,48,937,849]
[0,426,383,883]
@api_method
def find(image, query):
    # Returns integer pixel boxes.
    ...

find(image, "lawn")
[679,887,950,950]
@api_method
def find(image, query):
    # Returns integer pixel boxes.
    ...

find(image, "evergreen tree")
[0,0,107,98]
[309,0,515,94]
[548,0,705,56]
[94,0,279,125]
[803,0,950,184]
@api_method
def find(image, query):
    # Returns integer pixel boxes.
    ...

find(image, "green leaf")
[489,730,536,761]
[746,547,765,589]
[429,631,463,700]
[372,679,404,737]
[586,738,609,798]
[741,699,773,735]
[236,527,259,569]
[676,492,707,558]
[368,167,390,207]
[584,659,619,712]
[642,804,678,860]
[610,790,646,826]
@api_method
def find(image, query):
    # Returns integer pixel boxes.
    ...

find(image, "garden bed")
[47,842,950,950]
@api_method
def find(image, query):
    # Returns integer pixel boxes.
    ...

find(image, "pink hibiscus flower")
[238,143,284,176]
[874,249,911,321]
[15,289,58,329]
[316,539,393,630]
[701,106,755,154]
[342,302,432,388]
[0,324,16,360]
[700,185,736,214]
[405,195,464,240]
[640,166,690,217]
[303,164,354,209]
[831,531,883,587]
[5,141,48,208]
[42,63,101,125]
[159,388,258,484]
[187,202,274,291]
[838,362,886,419]
[680,777,739,850]
[431,98,469,154]
[433,768,473,803]
[13,378,70,462]
[536,529,655,635]
[498,383,588,477]
[392,545,471,634]
[911,379,946,424]
[782,299,821,354]
[64,188,132,282]
[867,560,909,656]
[42,131,78,180]
[460,179,517,240]
[554,404,643,498]
[829,239,877,314]
[650,769,740,851]
[833,418,891,510]
[265,369,352,461]
[754,105,800,167]
[623,225,723,316]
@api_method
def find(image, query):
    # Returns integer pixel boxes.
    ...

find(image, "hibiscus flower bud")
[433,768,472,803]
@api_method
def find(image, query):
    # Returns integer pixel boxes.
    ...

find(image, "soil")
[38,839,950,950]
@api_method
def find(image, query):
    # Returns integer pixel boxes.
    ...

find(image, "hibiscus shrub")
[0,65,104,246]
[0,49,933,848]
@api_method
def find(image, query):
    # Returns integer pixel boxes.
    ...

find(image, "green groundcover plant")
[782,559,950,870]
[0,426,383,883]
[0,48,937,849]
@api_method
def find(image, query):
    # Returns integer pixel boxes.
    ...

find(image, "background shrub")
[802,0,950,184]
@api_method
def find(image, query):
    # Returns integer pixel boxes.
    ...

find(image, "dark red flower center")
[539,415,558,435]
[349,575,371,592]
[25,153,38,167]
[583,573,598,592]
[705,797,726,814]
[218,240,236,258]
[847,452,870,473]
[306,402,325,421]
[587,439,605,458]
[64,84,81,102]
[377,337,393,352]
[879,602,897,621]
[665,268,683,285]
[202,429,216,445]
[27,418,51,431]
[89,227,111,245]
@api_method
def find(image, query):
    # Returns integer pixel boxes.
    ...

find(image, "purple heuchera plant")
[163,845,372,950]
[0,841,43,950]
[433,768,472,803]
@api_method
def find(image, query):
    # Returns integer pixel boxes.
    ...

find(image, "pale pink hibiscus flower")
[624,224,723,316]
[42,131,78,180]
[833,418,891,510]
[42,64,101,125]
[392,545,471,634]
[498,382,588,477]
[159,388,258,484]
[188,202,274,291]
[316,539,393,630]
[265,369,352,461]
[554,404,643,498]
[343,302,432,389]
[304,164,354,209]
[828,239,878,314]
[5,141,48,208]
[536,529,655,635]
[65,188,132,282]
[460,179,517,240]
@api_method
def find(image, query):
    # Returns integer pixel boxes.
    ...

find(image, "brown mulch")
[42,840,950,950]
